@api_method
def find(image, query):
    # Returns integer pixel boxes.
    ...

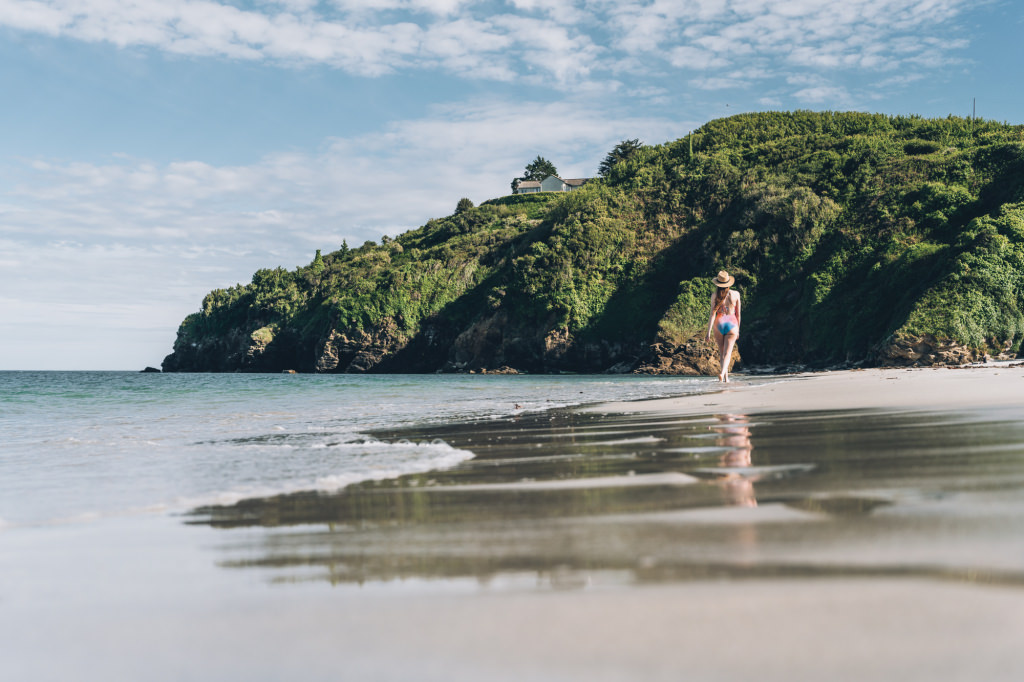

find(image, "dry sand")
[590,365,1024,416]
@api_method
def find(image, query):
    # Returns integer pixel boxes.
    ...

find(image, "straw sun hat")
[713,270,735,288]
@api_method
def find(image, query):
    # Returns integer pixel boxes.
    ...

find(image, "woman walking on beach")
[704,271,741,382]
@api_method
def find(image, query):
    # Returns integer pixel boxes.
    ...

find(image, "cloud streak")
[0,0,973,91]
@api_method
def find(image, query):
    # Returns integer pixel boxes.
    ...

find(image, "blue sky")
[1,0,1021,370]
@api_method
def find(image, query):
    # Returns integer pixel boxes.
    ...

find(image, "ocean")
[0,371,719,527]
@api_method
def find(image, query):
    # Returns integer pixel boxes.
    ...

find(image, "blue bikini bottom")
[716,314,738,335]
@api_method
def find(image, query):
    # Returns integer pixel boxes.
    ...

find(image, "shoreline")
[187,365,1024,533]
[589,365,1024,416]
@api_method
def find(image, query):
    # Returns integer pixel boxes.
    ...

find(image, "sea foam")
[174,437,475,511]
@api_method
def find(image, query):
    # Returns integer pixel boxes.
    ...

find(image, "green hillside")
[162,111,1024,373]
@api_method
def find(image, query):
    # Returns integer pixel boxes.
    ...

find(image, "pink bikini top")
[715,292,737,318]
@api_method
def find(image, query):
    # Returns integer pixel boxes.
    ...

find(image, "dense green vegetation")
[164,111,1024,373]
[598,139,643,177]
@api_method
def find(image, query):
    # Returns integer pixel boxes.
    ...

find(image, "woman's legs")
[720,332,738,382]
[713,329,738,382]
[712,329,725,381]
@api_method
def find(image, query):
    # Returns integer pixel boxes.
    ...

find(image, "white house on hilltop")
[515,175,591,194]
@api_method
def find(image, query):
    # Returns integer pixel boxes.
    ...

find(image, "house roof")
[541,175,590,186]
[517,180,541,188]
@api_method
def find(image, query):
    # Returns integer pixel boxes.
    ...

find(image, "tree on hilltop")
[309,249,326,289]
[523,156,558,180]
[598,139,643,177]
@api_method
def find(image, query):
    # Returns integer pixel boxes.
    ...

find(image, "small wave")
[9,511,106,529]
[178,438,475,509]
[314,442,474,492]
[584,436,667,446]
[7,439,476,527]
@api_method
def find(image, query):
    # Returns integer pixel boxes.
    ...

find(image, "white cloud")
[669,45,729,70]
[0,99,687,368]
[504,19,600,83]
[690,76,747,90]
[876,72,926,88]
[607,0,971,106]
[0,0,973,90]
[792,84,853,105]
[330,0,473,15]
[506,0,586,24]
[625,84,670,104]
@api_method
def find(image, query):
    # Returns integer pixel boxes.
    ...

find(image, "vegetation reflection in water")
[188,407,1024,590]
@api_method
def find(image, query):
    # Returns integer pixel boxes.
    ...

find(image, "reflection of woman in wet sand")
[711,414,756,507]
[704,271,741,382]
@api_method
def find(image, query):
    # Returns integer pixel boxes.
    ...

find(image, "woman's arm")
[734,292,742,331]
[705,291,717,341]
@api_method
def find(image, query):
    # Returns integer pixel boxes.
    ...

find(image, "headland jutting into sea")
[161,111,1024,376]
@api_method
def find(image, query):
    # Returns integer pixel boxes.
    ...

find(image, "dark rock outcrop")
[162,326,308,373]
[632,340,740,375]
[874,334,982,366]
[315,321,402,373]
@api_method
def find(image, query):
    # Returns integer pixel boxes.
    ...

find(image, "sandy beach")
[591,365,1024,415]
[6,367,1024,681]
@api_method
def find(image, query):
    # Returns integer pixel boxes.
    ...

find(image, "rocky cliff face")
[163,311,742,375]
[168,313,1011,375]
[162,326,305,373]
[315,322,402,373]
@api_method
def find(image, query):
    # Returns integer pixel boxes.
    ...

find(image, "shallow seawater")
[190,406,1024,590]
[0,371,717,525]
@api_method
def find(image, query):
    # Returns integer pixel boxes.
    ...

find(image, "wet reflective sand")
[189,407,1024,591]
[8,398,1024,682]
